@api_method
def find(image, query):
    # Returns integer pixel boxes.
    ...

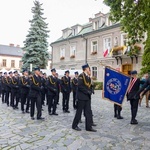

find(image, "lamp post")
[30,63,33,72]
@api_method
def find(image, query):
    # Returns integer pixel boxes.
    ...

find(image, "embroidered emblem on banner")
[106,78,122,95]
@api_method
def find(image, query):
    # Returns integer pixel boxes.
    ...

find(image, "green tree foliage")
[103,0,150,74]
[22,0,50,69]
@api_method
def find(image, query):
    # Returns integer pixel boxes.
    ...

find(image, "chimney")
[89,18,92,22]
[9,43,14,47]
[16,45,20,47]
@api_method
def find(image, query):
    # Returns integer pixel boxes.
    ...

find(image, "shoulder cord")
[82,73,91,88]
[5,77,10,84]
[63,77,68,85]
[21,76,27,85]
[49,76,56,85]
[31,76,39,86]
[11,77,17,85]
[72,78,78,86]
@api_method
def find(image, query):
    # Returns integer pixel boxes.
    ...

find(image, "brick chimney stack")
[9,43,14,47]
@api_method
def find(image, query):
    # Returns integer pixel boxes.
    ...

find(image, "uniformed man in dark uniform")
[11,71,20,109]
[72,64,96,132]
[55,73,61,105]
[46,68,58,115]
[29,67,44,120]
[61,70,71,113]
[20,69,30,113]
[2,72,7,103]
[72,71,78,109]
[5,71,12,107]
[0,72,2,97]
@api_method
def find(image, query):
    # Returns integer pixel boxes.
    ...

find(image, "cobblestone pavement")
[0,91,150,150]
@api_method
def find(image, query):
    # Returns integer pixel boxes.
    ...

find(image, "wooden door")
[122,64,133,75]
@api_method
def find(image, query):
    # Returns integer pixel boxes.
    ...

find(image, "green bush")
[93,82,103,90]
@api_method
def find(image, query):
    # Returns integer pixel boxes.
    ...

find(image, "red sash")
[128,78,137,93]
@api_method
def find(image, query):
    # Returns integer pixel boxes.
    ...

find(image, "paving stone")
[0,91,150,149]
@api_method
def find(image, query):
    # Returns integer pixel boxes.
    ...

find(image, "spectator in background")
[139,73,150,107]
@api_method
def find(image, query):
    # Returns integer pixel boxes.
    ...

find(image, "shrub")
[93,82,103,90]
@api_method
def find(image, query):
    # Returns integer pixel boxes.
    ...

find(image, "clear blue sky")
[0,0,109,48]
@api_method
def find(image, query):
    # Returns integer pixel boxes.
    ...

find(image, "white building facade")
[51,12,143,82]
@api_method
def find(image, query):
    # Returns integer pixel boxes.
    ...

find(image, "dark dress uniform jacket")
[29,75,42,98]
[61,76,71,93]
[20,76,30,94]
[127,78,141,100]
[72,77,78,92]
[5,77,11,92]
[11,76,19,91]
[77,73,92,101]
[46,76,58,95]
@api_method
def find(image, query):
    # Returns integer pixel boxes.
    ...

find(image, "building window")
[114,37,118,46]
[72,28,77,36]
[91,41,98,54]
[11,60,15,68]
[19,61,22,68]
[92,67,98,79]
[70,45,76,58]
[2,59,6,67]
[60,48,65,60]
[103,37,111,52]
[70,67,75,70]
[121,34,128,46]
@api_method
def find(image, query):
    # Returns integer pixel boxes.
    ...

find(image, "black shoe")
[13,107,16,110]
[15,106,19,109]
[65,110,70,113]
[114,114,117,118]
[37,117,45,120]
[26,110,30,113]
[117,116,123,119]
[52,113,58,116]
[22,111,25,114]
[86,128,97,132]
[92,123,97,126]
[130,120,138,125]
[72,126,81,131]
[31,117,35,120]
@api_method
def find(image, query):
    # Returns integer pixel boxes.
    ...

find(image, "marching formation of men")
[0,64,97,132]
[1,64,149,132]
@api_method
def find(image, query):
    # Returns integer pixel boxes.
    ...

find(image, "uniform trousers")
[130,98,139,120]
[30,93,42,118]
[48,94,57,113]
[11,90,19,108]
[72,99,92,130]
[62,92,70,111]
[73,91,77,109]
[21,92,30,112]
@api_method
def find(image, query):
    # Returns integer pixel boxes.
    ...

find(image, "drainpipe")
[82,35,88,64]
[50,45,53,69]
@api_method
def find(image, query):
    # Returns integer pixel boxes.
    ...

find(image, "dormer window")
[71,24,83,36]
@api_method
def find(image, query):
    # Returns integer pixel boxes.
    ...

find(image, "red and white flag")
[103,49,108,57]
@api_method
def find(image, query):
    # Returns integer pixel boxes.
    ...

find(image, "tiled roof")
[0,45,23,57]
[51,23,120,45]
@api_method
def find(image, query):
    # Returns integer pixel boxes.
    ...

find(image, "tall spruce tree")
[22,0,49,69]
[103,0,150,74]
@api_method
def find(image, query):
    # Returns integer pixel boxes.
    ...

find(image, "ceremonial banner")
[103,67,131,106]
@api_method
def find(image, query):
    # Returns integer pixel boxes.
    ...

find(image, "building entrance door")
[122,64,133,75]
